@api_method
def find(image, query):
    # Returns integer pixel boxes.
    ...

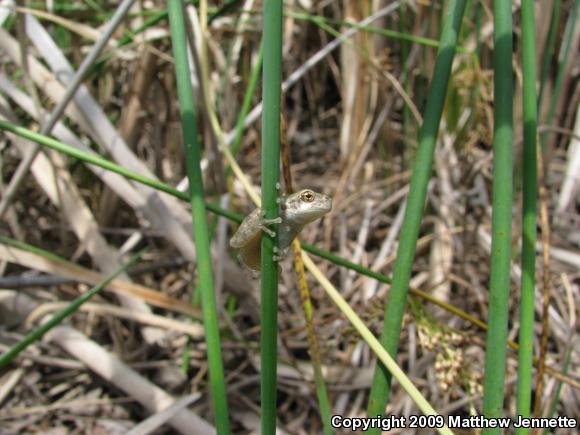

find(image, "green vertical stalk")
[515,1,538,433]
[398,3,409,62]
[260,1,283,434]
[543,347,572,435]
[541,0,579,149]
[366,0,467,428]
[230,39,264,160]
[167,1,231,433]
[481,1,513,432]
[475,0,482,61]
[181,281,203,375]
[537,0,562,112]
[399,2,412,137]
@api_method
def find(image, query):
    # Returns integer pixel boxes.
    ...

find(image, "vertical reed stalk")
[230,40,264,160]
[537,0,561,111]
[481,1,513,431]
[366,0,467,428]
[473,0,482,60]
[541,0,579,150]
[168,1,231,433]
[260,1,284,433]
[515,1,538,432]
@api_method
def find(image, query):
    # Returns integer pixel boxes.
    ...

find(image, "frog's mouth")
[293,197,332,224]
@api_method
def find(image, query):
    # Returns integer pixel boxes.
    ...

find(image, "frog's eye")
[300,190,315,202]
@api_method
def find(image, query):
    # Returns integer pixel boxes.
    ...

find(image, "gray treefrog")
[230,189,332,271]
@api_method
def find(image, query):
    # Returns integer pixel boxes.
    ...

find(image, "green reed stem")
[229,39,264,160]
[366,1,467,428]
[475,0,483,60]
[481,1,514,432]
[260,1,283,433]
[540,0,579,150]
[543,347,572,435]
[537,0,561,112]
[515,2,538,433]
[168,1,231,432]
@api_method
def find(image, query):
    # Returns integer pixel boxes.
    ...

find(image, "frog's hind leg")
[272,245,289,262]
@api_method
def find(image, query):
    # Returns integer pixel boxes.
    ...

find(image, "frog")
[230,189,332,271]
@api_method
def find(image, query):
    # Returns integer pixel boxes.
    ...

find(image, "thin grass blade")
[0,249,145,369]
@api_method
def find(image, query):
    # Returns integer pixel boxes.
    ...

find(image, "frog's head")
[281,189,332,226]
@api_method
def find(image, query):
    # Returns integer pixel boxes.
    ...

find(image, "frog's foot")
[258,216,282,237]
[272,246,288,262]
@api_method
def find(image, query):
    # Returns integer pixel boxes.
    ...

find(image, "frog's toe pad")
[259,226,276,238]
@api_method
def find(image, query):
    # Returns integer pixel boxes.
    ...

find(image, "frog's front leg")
[230,208,282,250]
[258,212,282,238]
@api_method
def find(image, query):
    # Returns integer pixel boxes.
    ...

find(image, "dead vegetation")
[0,0,579,433]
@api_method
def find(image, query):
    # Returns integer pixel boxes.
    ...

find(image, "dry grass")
[0,1,579,433]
